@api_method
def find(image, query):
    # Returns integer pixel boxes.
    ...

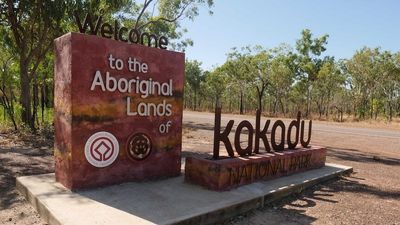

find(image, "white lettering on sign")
[126,97,172,117]
[90,71,173,98]
[128,57,148,73]
[89,53,177,134]
[159,121,172,134]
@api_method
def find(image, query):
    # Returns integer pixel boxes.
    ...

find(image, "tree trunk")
[279,99,285,117]
[273,98,278,116]
[20,61,34,129]
[0,85,18,130]
[340,109,343,122]
[10,88,17,130]
[325,105,329,119]
[317,102,323,119]
[326,91,331,119]
[33,77,39,128]
[370,96,374,119]
[306,83,311,118]
[41,82,46,124]
[257,93,262,112]
[239,90,244,115]
[215,95,220,109]
[353,104,357,119]
[269,99,273,115]
[256,86,265,113]
[193,89,197,111]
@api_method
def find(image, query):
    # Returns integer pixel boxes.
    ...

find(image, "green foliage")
[186,60,203,91]
[184,60,204,110]
[346,48,400,120]
[0,41,18,130]
[109,0,214,51]
[203,66,229,108]
[0,1,398,127]
[295,29,330,117]
[0,0,213,130]
[186,30,400,122]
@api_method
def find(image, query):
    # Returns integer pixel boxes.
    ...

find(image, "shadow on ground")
[220,146,400,225]
[184,121,215,131]
[327,147,400,166]
[2,127,399,225]
[0,142,53,210]
[183,121,271,135]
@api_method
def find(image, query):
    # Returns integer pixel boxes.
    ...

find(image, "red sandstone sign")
[54,32,184,189]
[185,109,326,191]
[185,146,326,190]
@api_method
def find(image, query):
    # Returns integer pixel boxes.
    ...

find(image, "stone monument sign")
[185,109,326,191]
[54,32,184,189]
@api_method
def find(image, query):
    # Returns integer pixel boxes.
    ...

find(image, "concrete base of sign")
[16,163,352,225]
[185,146,326,191]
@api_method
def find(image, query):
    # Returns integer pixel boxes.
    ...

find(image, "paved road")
[183,111,399,139]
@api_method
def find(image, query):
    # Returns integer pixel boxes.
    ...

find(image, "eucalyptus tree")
[0,44,18,130]
[225,47,254,114]
[375,51,400,121]
[93,0,215,51]
[268,46,296,116]
[346,47,381,119]
[395,53,400,117]
[0,0,124,129]
[246,47,272,113]
[203,66,229,109]
[295,29,329,117]
[312,58,346,119]
[185,60,203,110]
[0,0,75,129]
[0,0,213,129]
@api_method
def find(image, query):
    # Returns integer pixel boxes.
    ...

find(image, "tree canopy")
[0,0,213,130]
[0,2,399,130]
[184,29,400,122]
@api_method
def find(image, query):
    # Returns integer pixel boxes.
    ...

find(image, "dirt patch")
[0,129,54,225]
[222,150,400,225]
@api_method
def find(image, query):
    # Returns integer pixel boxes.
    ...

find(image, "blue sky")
[181,0,400,70]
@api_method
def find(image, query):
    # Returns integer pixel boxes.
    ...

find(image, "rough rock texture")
[185,146,326,190]
[54,32,184,189]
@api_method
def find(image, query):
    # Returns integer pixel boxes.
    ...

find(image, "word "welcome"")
[74,12,168,49]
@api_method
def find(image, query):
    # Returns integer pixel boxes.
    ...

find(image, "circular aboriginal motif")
[127,133,152,160]
[84,131,119,168]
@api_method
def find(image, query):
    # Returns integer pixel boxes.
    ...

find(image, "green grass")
[0,104,54,130]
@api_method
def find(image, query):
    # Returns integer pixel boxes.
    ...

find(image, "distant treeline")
[1,1,398,131]
[184,29,400,122]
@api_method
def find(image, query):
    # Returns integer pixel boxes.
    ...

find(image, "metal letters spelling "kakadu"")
[213,108,312,159]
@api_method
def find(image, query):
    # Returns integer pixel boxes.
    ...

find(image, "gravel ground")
[0,130,54,225]
[0,113,399,225]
